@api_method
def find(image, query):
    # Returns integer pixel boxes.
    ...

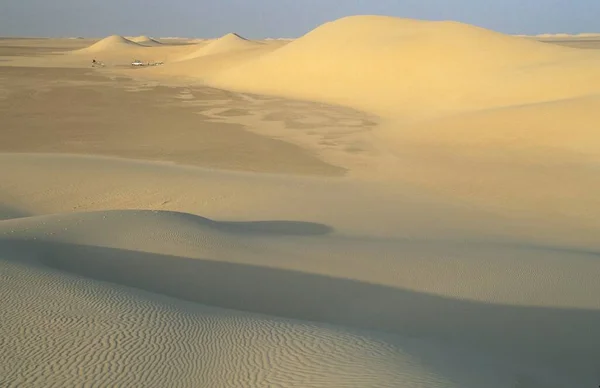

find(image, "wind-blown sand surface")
[1,15,600,387]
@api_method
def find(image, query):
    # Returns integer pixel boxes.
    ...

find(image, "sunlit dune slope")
[204,15,600,118]
[381,94,600,157]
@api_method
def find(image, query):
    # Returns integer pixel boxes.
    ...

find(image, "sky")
[1,0,598,38]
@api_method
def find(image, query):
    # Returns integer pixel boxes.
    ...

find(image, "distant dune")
[516,32,600,39]
[576,32,600,38]
[70,33,199,63]
[155,33,274,75]
[179,33,262,60]
[534,32,600,39]
[74,34,143,53]
[130,35,163,46]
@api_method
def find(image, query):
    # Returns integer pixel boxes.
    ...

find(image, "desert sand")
[1,15,600,387]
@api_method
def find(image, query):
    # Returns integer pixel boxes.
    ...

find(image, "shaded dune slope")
[1,259,470,388]
[1,211,567,387]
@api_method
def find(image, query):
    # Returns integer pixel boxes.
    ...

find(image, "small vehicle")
[131,59,145,66]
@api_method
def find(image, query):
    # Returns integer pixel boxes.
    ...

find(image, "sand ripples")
[0,259,456,387]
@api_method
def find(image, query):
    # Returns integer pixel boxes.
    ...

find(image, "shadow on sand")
[1,237,599,379]
[169,212,334,236]
[0,202,31,221]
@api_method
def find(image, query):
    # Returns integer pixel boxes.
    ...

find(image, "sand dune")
[204,15,600,118]
[1,204,595,386]
[129,35,163,45]
[202,33,259,54]
[142,33,283,78]
[534,32,600,39]
[67,32,266,67]
[65,36,204,67]
[74,34,143,53]
[176,33,263,61]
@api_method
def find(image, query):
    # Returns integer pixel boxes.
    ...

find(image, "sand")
[1,15,600,387]
[129,35,163,46]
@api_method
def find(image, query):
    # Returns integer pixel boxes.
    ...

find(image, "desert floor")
[1,17,600,387]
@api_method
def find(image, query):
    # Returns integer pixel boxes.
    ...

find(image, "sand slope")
[382,95,600,156]
[204,15,600,118]
[0,154,599,388]
[0,259,467,387]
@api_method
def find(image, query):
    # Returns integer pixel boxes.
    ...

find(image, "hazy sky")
[1,0,598,38]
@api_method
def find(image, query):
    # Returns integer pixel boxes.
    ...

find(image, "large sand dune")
[1,14,600,387]
[205,15,600,117]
